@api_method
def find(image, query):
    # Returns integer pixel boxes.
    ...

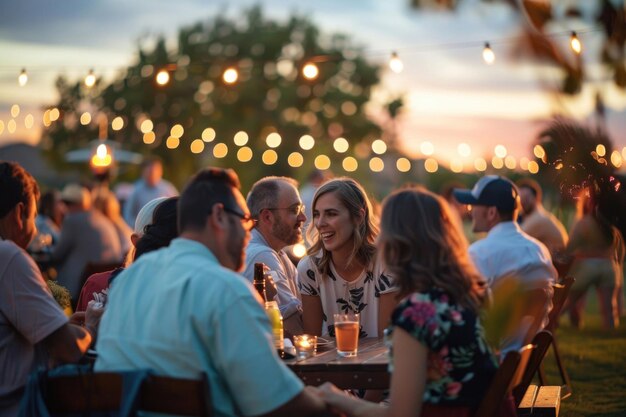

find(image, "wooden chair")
[539,276,575,399]
[474,344,535,417]
[513,331,553,406]
[44,371,212,416]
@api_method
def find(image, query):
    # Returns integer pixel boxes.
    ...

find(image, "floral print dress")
[387,288,498,407]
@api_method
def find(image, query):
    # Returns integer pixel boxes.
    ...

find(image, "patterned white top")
[297,254,398,337]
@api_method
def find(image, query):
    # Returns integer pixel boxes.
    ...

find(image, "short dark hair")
[0,161,40,218]
[517,178,543,202]
[178,168,241,232]
[141,155,162,170]
[246,176,298,219]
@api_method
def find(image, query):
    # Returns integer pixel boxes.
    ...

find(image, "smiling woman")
[297,177,398,339]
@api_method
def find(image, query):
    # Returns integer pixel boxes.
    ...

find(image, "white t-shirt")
[297,254,397,337]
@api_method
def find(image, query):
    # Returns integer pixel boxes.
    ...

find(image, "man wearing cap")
[51,184,122,305]
[453,175,557,346]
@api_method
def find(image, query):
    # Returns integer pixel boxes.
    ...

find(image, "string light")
[570,31,582,55]
[155,69,170,86]
[388,51,403,73]
[18,68,28,86]
[302,62,319,80]
[482,42,495,65]
[222,67,238,84]
[84,69,96,88]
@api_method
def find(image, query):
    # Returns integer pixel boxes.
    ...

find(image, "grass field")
[542,290,626,417]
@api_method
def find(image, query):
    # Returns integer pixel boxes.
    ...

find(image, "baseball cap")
[60,184,90,206]
[133,197,168,236]
[453,175,519,212]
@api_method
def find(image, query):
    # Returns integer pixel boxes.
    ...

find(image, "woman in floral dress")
[317,186,514,417]
[298,177,398,338]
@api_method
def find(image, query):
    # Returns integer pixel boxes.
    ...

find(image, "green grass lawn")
[542,289,626,417]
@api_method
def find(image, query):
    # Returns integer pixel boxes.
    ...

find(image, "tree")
[42,6,389,190]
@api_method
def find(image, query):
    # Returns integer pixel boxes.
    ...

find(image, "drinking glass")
[333,313,360,357]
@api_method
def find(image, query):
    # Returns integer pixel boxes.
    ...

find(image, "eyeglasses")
[264,204,306,216]
[224,207,257,231]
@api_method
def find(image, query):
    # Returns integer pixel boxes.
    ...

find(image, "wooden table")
[286,338,390,390]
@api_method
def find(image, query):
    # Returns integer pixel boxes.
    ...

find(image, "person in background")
[123,157,178,227]
[298,177,398,339]
[562,187,624,329]
[75,196,177,313]
[0,162,92,416]
[316,187,511,417]
[33,190,65,246]
[93,190,133,256]
[243,176,306,335]
[51,184,122,305]
[96,168,330,417]
[517,178,568,257]
[454,176,557,349]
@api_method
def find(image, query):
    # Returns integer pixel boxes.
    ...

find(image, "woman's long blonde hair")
[307,177,379,278]
[379,186,482,313]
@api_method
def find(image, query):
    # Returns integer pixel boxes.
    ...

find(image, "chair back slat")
[547,276,575,332]
[474,344,535,417]
[513,330,553,405]
[44,372,212,416]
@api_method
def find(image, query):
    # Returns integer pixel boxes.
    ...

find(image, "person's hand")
[83,300,105,344]
[69,311,85,326]
[307,384,348,417]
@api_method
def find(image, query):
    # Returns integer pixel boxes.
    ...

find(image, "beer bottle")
[253,262,267,302]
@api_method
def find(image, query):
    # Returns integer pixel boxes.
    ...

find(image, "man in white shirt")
[454,175,557,346]
[243,177,306,335]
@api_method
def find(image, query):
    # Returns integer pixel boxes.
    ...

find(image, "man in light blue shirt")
[243,177,306,335]
[96,168,328,417]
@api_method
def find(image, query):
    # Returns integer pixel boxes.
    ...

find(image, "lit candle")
[293,335,317,359]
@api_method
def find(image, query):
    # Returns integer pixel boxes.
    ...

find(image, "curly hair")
[379,186,482,313]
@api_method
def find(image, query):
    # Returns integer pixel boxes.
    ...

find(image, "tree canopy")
[42,6,404,191]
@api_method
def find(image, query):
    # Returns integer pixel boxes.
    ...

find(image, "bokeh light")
[237,146,253,162]
[202,127,216,142]
[190,139,205,154]
[420,141,434,156]
[233,131,248,146]
[424,158,438,173]
[314,154,331,170]
[140,119,153,133]
[342,156,358,172]
[458,143,471,157]
[266,132,282,148]
[369,157,384,172]
[396,157,411,172]
[111,116,124,131]
[143,132,156,144]
[474,158,487,172]
[262,149,278,165]
[166,136,179,149]
[371,139,387,155]
[288,152,304,167]
[80,112,92,125]
[170,124,184,138]
[494,144,507,158]
[333,137,349,153]
[213,143,228,158]
[299,134,315,150]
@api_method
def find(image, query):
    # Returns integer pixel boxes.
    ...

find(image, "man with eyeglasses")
[96,168,329,417]
[243,176,307,336]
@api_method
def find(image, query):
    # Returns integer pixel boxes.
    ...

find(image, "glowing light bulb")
[482,42,495,65]
[223,67,238,84]
[570,31,582,55]
[18,68,28,86]
[156,69,170,86]
[389,51,403,73]
[302,63,319,80]
[84,69,96,88]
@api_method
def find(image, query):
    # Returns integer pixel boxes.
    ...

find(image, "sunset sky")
[1,0,624,170]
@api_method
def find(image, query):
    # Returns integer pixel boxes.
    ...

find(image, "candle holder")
[293,334,317,359]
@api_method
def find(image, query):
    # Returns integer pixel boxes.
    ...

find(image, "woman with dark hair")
[317,186,508,417]
[297,177,397,339]
[563,187,624,329]
[75,197,179,312]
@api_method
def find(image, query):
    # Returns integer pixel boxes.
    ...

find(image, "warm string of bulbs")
[10,29,590,87]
